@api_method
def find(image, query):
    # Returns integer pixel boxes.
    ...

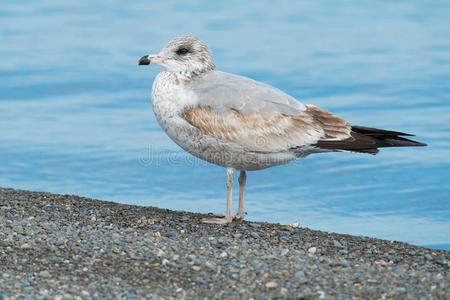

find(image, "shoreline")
[0,187,448,298]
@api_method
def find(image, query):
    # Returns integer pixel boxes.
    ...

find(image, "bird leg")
[234,170,246,220]
[202,167,234,225]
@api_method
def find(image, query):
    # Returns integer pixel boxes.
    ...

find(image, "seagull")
[138,36,426,225]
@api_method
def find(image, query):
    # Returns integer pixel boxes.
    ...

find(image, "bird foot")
[233,211,246,220]
[205,213,225,218]
[202,216,233,225]
[202,211,246,225]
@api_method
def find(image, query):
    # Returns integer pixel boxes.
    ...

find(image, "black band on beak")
[138,55,151,65]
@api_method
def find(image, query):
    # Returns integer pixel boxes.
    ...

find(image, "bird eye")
[176,47,189,55]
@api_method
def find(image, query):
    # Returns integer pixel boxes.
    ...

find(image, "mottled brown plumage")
[183,104,353,152]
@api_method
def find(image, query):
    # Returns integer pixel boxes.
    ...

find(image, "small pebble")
[39,271,51,278]
[265,282,278,289]
[81,290,90,297]
[340,259,350,267]
[20,243,32,250]
[333,240,343,248]
[294,270,308,284]
[378,259,388,267]
[308,247,317,254]
[250,232,259,238]
[205,262,216,271]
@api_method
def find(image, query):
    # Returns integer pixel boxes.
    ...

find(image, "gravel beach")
[0,187,448,299]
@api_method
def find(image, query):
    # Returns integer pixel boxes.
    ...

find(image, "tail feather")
[315,125,427,155]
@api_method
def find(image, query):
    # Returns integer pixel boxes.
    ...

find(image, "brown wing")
[182,105,351,152]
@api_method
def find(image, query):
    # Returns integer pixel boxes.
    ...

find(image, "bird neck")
[171,66,215,82]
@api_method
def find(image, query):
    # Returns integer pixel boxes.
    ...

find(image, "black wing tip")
[351,125,416,137]
[351,125,427,146]
[383,137,427,147]
[314,125,427,154]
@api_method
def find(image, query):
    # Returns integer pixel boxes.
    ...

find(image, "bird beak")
[138,54,163,65]
[138,55,150,65]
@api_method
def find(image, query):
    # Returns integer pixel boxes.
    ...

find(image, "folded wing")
[183,104,351,152]
[183,71,425,154]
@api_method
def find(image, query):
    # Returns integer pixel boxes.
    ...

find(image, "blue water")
[1,1,449,249]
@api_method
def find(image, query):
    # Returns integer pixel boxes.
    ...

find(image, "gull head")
[138,36,215,74]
